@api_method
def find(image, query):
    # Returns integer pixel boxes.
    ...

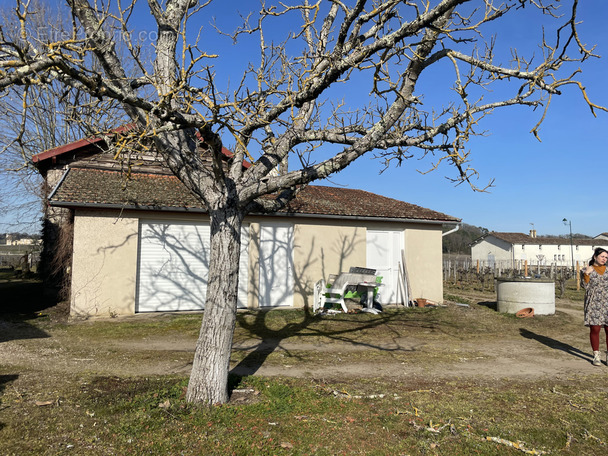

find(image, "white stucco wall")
[471,237,513,264]
[68,209,447,316]
[70,209,139,317]
[404,224,443,303]
[292,219,366,309]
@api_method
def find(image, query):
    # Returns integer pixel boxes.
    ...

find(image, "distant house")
[5,235,40,246]
[594,233,608,241]
[33,132,460,318]
[470,230,608,269]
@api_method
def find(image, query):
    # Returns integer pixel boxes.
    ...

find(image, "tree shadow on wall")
[136,223,209,312]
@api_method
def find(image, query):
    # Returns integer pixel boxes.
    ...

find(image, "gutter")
[254,211,456,225]
[48,200,458,225]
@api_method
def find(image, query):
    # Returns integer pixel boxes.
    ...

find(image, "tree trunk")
[186,205,244,404]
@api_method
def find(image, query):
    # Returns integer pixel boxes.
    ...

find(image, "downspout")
[442,223,460,237]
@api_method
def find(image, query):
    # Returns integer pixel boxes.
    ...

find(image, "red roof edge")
[32,123,251,168]
[32,124,137,165]
[221,147,252,169]
[32,136,104,164]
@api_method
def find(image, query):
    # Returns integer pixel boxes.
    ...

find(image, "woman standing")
[582,247,608,366]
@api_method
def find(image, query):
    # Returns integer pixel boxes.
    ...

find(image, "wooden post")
[524,260,528,277]
[476,259,480,274]
[576,261,580,291]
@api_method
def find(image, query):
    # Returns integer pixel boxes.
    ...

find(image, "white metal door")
[366,229,403,304]
[137,221,249,312]
[259,223,294,307]
[237,225,250,308]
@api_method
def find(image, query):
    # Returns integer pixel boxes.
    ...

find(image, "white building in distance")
[470,230,608,270]
[4,235,41,246]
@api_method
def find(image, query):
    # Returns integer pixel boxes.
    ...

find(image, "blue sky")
[3,0,606,237]
[202,0,608,237]
[324,1,608,237]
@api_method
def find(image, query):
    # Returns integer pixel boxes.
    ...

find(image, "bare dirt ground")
[1,288,604,390]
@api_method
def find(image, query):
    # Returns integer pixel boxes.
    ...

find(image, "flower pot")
[416,298,428,307]
[515,307,535,318]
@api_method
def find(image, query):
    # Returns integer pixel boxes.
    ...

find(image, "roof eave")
[49,200,458,224]
[50,201,208,213]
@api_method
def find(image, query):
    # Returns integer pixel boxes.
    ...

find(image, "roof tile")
[51,167,459,222]
[485,232,601,246]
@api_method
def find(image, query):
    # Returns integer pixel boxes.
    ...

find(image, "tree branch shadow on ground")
[228,308,438,393]
[519,328,592,363]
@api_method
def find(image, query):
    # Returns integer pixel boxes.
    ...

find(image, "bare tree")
[0,78,126,228]
[0,0,139,288]
[0,0,605,404]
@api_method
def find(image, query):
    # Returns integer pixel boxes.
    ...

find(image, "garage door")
[137,220,249,312]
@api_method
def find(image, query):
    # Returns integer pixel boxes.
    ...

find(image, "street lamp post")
[562,218,575,274]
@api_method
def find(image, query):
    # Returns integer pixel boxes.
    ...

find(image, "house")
[5,235,40,246]
[33,133,460,318]
[470,230,608,270]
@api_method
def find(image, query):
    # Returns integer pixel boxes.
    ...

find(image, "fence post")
[576,261,580,291]
[524,260,528,277]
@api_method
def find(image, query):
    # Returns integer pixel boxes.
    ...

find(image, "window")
[539,245,542,250]
[554,254,557,261]
[557,245,561,250]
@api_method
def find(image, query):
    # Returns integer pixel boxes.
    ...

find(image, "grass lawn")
[1,280,606,455]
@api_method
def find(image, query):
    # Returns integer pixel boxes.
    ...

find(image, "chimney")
[529,230,537,238]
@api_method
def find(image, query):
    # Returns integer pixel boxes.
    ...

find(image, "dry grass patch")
[1,280,602,455]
